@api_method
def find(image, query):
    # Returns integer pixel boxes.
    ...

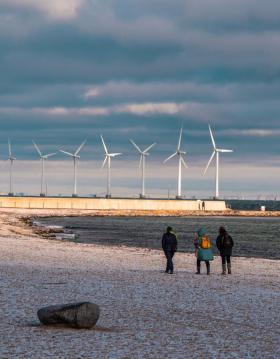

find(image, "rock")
[37,302,100,329]
[54,233,76,240]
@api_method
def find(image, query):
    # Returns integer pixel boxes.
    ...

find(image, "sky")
[0,0,280,198]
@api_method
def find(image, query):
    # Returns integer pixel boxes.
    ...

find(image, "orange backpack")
[200,235,211,249]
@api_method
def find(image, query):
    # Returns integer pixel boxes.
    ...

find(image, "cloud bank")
[0,0,85,20]
[0,0,279,196]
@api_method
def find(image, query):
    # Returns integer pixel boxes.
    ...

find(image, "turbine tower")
[8,138,16,196]
[101,135,122,198]
[163,127,188,199]
[203,124,233,199]
[59,140,86,197]
[130,140,156,198]
[32,141,56,197]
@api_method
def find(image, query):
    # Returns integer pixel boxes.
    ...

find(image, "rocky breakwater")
[31,219,78,241]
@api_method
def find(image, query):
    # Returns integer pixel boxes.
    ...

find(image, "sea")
[38,200,280,260]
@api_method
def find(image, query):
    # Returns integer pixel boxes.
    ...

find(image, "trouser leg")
[196,259,201,274]
[206,261,210,275]
[164,251,169,272]
[165,251,173,273]
[221,255,226,274]
[227,256,231,274]
[168,251,174,272]
[170,251,175,272]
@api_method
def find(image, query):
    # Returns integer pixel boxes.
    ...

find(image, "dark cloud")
[0,0,279,196]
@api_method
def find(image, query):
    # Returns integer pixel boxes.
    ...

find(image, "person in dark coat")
[162,226,178,274]
[216,226,234,275]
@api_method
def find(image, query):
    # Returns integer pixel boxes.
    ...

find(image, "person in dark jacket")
[216,226,234,275]
[162,226,178,274]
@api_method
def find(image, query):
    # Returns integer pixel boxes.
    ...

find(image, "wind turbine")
[203,124,233,199]
[130,140,156,198]
[59,140,86,197]
[163,127,188,199]
[32,141,56,197]
[101,135,122,198]
[8,138,16,196]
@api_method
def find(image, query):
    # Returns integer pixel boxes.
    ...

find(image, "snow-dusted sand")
[0,209,279,359]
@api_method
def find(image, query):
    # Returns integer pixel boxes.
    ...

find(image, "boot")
[196,265,200,274]
[206,262,210,275]
[222,264,226,275]
[227,263,232,274]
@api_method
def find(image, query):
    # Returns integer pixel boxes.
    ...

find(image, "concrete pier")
[0,196,226,211]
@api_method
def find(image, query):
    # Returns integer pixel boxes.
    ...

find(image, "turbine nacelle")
[33,140,57,160]
[59,150,80,159]
[130,140,156,157]
[59,139,86,159]
[59,140,86,197]
[204,124,233,198]
[203,125,233,176]
[8,139,16,162]
[7,138,16,195]
[41,153,57,160]
[101,153,122,168]
[129,139,156,198]
[32,140,58,196]
[101,135,122,162]
[100,135,122,197]
[163,127,188,197]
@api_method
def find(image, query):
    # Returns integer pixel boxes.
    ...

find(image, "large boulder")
[37,302,100,329]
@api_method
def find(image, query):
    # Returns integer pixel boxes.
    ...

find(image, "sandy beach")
[0,209,279,358]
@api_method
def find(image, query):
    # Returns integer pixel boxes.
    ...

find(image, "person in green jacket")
[193,227,214,275]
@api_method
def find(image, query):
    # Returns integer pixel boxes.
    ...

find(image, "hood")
[197,227,207,237]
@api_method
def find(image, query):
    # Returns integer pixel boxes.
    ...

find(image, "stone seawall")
[0,196,226,211]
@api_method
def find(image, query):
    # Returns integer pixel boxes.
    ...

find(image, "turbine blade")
[208,124,216,149]
[101,156,108,169]
[139,155,143,169]
[203,151,216,175]
[8,138,12,157]
[163,152,177,164]
[45,152,57,158]
[181,156,188,168]
[177,127,183,151]
[143,142,156,154]
[100,135,108,154]
[218,149,233,153]
[75,139,87,156]
[59,150,74,157]
[32,140,42,156]
[110,153,122,157]
[130,139,142,153]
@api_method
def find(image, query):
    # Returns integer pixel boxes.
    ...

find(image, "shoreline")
[30,216,280,262]
[2,207,280,262]
[2,207,280,220]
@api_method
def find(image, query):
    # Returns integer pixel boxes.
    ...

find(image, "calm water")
[39,216,280,260]
[227,199,280,211]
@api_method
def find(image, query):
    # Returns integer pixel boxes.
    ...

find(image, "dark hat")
[166,226,173,233]
[219,226,226,234]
